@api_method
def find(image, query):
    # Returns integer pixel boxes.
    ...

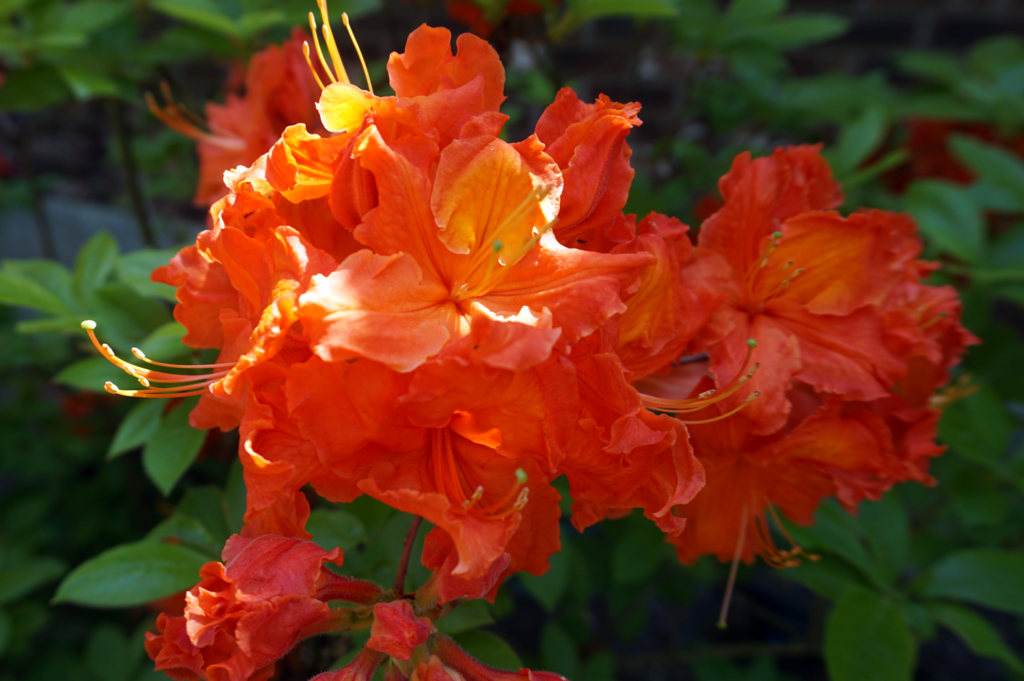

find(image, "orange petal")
[534,88,641,243]
[698,145,843,279]
[263,124,352,202]
[765,209,920,315]
[431,114,560,263]
[387,26,505,112]
[299,250,453,372]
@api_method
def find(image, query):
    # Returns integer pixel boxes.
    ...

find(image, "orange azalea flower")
[683,145,921,435]
[669,380,898,567]
[293,111,651,373]
[150,28,328,206]
[146,534,381,681]
[286,316,571,587]
[86,184,349,432]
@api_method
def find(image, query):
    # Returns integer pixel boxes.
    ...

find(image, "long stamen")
[308,12,337,84]
[81,321,232,398]
[476,469,528,515]
[317,0,350,84]
[130,347,235,369]
[678,391,760,424]
[145,87,245,150]
[718,505,748,629]
[342,13,373,95]
[639,338,759,415]
[459,214,557,301]
[302,42,327,90]
[762,267,804,302]
[431,428,529,521]
[743,231,783,287]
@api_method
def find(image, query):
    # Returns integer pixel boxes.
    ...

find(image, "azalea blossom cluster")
[86,8,975,679]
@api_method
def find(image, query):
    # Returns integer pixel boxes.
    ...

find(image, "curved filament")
[639,339,760,419]
[81,320,233,398]
[431,427,529,521]
[145,83,245,150]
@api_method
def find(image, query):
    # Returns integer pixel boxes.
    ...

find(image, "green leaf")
[897,51,964,85]
[85,624,141,681]
[178,486,230,544]
[725,0,784,22]
[73,231,119,308]
[453,631,523,670]
[306,510,367,553]
[53,540,208,607]
[238,9,286,37]
[435,600,494,635]
[520,543,570,612]
[57,65,121,100]
[939,386,1011,463]
[146,513,221,559]
[782,501,880,586]
[59,0,130,35]
[540,622,580,679]
[54,357,128,393]
[116,248,179,302]
[915,549,1024,616]
[581,651,616,681]
[14,315,84,334]
[927,602,1024,673]
[857,492,910,585]
[745,15,849,51]
[0,609,10,657]
[611,518,665,584]
[905,180,985,263]
[572,0,677,21]
[949,134,1024,211]
[0,557,66,605]
[142,397,206,496]
[136,322,189,362]
[150,0,241,38]
[0,271,73,316]
[829,106,887,175]
[825,586,915,681]
[92,283,172,350]
[988,223,1024,270]
[0,65,71,111]
[108,399,164,459]
[783,554,867,600]
[3,259,77,312]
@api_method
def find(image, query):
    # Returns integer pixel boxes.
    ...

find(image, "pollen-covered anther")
[81,320,236,399]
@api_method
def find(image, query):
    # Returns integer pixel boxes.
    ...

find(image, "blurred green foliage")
[2,0,1024,680]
